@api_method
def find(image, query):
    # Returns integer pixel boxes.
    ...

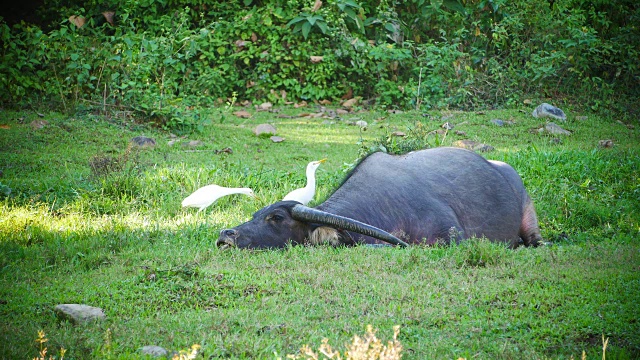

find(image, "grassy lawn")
[0,106,639,359]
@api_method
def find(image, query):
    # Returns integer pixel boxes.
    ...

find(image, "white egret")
[182,185,257,212]
[283,159,326,205]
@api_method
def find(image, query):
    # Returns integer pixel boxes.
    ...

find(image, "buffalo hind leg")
[520,198,543,247]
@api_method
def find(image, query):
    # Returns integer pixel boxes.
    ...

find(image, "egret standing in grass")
[182,185,258,212]
[283,159,326,205]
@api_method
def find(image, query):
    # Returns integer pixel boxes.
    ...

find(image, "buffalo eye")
[268,213,285,222]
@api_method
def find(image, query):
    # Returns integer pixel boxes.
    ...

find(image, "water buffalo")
[217,147,543,249]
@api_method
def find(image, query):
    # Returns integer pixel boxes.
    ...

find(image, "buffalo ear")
[308,227,355,247]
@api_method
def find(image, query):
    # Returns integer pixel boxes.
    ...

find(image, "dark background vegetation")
[1,0,638,131]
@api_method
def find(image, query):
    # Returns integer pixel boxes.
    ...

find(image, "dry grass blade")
[287,325,402,360]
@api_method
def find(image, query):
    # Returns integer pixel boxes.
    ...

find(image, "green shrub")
[0,0,638,123]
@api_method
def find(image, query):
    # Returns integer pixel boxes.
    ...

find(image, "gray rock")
[544,122,571,135]
[532,103,567,121]
[491,119,504,126]
[183,140,203,148]
[254,124,277,136]
[355,120,368,128]
[598,139,614,148]
[131,136,156,148]
[441,122,454,130]
[140,345,169,357]
[453,140,494,152]
[617,120,635,129]
[54,304,106,324]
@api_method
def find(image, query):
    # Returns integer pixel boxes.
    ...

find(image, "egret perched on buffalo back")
[182,185,257,212]
[283,159,326,205]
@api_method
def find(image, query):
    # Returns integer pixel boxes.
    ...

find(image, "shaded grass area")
[0,106,639,359]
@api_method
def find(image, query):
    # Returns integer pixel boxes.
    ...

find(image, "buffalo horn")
[291,205,409,247]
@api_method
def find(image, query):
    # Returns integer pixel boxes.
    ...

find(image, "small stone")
[30,120,48,130]
[336,109,349,115]
[391,131,406,137]
[54,304,106,324]
[523,99,533,105]
[454,130,467,136]
[233,110,252,118]
[532,103,567,121]
[185,140,203,147]
[441,122,454,130]
[131,136,156,148]
[214,147,233,154]
[598,139,614,148]
[140,345,169,357]
[270,136,284,143]
[258,324,286,334]
[491,119,504,126]
[342,97,361,108]
[617,120,635,129]
[355,120,368,128]
[453,140,494,152]
[257,102,272,111]
[544,122,571,136]
[167,140,178,146]
[254,124,277,136]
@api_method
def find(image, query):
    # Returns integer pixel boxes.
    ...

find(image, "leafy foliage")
[0,0,638,129]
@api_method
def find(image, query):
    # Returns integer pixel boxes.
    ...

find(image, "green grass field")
[1,106,639,359]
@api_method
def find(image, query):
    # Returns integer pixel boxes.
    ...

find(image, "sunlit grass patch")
[0,108,638,359]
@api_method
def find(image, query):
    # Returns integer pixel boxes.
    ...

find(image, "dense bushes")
[1,0,638,129]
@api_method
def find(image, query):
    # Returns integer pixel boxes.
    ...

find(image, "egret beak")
[318,158,327,163]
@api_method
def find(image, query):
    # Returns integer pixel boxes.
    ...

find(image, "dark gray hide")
[218,147,542,249]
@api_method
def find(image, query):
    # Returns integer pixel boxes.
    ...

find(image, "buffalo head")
[217,201,408,249]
